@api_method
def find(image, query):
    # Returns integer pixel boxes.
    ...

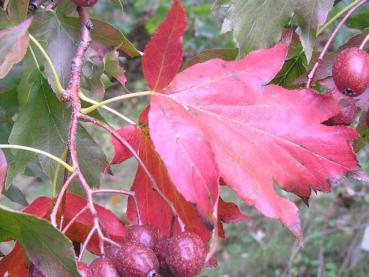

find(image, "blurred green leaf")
[0,205,79,277]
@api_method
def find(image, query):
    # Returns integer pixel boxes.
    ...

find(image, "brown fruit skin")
[126,224,159,250]
[77,262,92,277]
[166,232,206,277]
[72,0,98,7]
[113,242,159,277]
[332,48,369,97]
[89,257,119,277]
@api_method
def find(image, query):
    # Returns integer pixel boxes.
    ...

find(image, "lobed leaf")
[149,43,359,239]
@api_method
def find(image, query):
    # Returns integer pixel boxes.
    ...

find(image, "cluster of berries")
[30,225,207,277]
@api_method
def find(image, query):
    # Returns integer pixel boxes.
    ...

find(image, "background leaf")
[0,18,32,79]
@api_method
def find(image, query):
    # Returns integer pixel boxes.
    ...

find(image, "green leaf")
[2,0,29,25]
[346,5,369,29]
[63,16,141,57]
[216,0,295,55]
[295,0,334,61]
[29,11,78,93]
[216,0,334,59]
[104,50,126,85]
[183,48,238,70]
[0,205,79,277]
[111,0,124,11]
[0,18,32,79]
[7,70,107,189]
[3,184,28,206]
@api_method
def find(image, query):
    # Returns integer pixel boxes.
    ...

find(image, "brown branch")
[79,113,186,231]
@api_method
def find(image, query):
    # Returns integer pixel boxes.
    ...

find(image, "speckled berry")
[332,48,369,97]
[125,224,159,250]
[77,261,92,277]
[89,257,119,277]
[105,244,121,261]
[153,237,170,273]
[72,0,98,7]
[113,242,159,277]
[166,232,206,277]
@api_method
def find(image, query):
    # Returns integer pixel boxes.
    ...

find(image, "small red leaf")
[219,199,249,224]
[23,197,52,218]
[142,0,186,92]
[21,194,126,254]
[109,125,141,165]
[0,244,27,277]
[63,193,126,254]
[0,150,7,193]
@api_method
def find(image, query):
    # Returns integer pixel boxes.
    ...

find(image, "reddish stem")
[62,206,88,234]
[92,189,142,225]
[79,113,186,232]
[360,33,369,49]
[306,0,368,88]
[50,171,78,227]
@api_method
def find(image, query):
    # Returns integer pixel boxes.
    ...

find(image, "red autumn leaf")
[126,128,212,243]
[149,43,359,239]
[142,0,186,92]
[219,198,249,224]
[22,194,126,254]
[62,193,126,253]
[0,149,7,194]
[23,196,52,218]
[0,244,27,277]
[108,124,141,166]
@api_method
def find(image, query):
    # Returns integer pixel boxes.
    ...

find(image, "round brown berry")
[332,47,369,97]
[89,257,119,277]
[125,224,159,249]
[166,231,206,277]
[113,242,159,277]
[72,0,98,7]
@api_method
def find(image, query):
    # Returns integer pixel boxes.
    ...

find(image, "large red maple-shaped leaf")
[142,0,186,92]
[148,43,359,239]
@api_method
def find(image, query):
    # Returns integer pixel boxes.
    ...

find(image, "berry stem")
[359,33,369,49]
[79,91,136,124]
[92,189,142,225]
[0,144,74,172]
[306,0,368,88]
[62,206,88,234]
[51,148,68,198]
[80,91,156,114]
[317,0,365,36]
[29,34,65,94]
[49,171,78,228]
[78,226,97,262]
